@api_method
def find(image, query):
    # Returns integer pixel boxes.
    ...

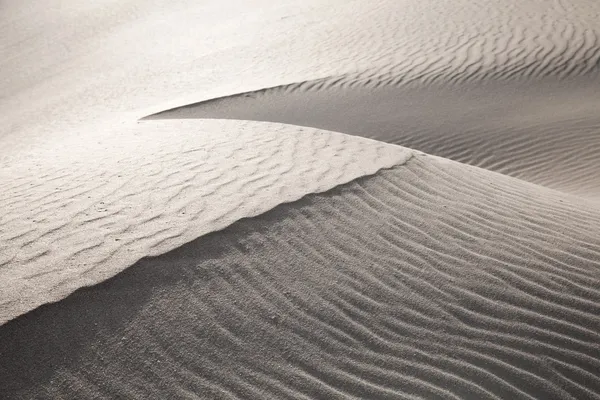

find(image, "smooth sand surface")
[2,0,600,398]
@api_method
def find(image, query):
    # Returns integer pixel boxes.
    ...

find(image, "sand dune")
[0,120,410,324]
[2,155,600,398]
[3,0,600,398]
[146,78,600,197]
[145,0,600,197]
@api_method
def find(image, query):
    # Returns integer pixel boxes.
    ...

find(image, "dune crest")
[143,0,600,198]
[145,77,600,198]
[3,0,600,398]
[2,154,600,398]
[0,120,411,324]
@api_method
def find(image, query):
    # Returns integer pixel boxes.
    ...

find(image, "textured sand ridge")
[146,79,600,198]
[0,120,410,324]
[6,0,600,154]
[146,0,600,197]
[2,155,600,399]
[2,0,600,398]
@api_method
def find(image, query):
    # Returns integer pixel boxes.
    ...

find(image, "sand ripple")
[0,120,410,324]
[2,155,599,398]
[145,0,600,198]
[3,1,600,398]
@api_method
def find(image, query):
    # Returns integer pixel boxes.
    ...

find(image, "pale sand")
[0,120,410,324]
[143,0,600,197]
[147,79,600,198]
[2,0,600,398]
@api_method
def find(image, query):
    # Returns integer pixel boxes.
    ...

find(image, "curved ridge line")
[140,76,336,121]
[1,151,415,326]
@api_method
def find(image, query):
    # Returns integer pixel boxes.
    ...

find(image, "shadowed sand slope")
[2,155,600,399]
[0,120,411,324]
[2,0,600,398]
[145,78,600,198]
[145,0,600,198]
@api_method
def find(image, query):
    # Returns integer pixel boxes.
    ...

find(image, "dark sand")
[2,155,600,398]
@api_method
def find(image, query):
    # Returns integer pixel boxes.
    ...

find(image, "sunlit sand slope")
[2,1,600,397]
[146,0,600,198]
[2,154,599,399]
[147,79,600,198]
[0,120,411,324]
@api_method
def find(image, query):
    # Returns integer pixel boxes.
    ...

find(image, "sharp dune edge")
[2,155,600,399]
[144,0,600,197]
[2,0,600,398]
[0,120,411,324]
[146,78,600,198]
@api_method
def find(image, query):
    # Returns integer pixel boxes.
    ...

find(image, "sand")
[3,156,600,398]
[2,0,600,398]
[0,119,410,324]
[147,79,600,198]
